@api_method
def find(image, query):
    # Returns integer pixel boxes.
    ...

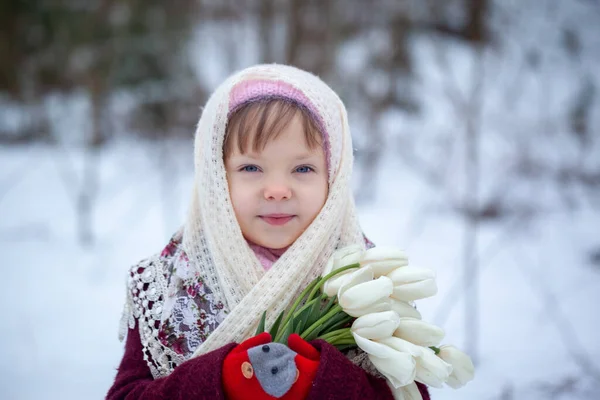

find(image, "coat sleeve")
[307,340,431,400]
[106,322,236,400]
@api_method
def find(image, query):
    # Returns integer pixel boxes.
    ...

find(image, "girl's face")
[225,113,328,249]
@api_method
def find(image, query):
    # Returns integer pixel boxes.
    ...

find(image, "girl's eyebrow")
[294,153,318,160]
[234,153,260,160]
[236,153,317,161]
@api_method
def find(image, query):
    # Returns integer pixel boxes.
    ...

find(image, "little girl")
[108,64,430,399]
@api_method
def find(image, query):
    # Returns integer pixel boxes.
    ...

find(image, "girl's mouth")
[260,214,295,226]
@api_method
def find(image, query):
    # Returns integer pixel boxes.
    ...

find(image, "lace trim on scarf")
[118,231,227,378]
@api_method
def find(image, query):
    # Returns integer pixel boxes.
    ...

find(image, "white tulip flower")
[361,247,409,277]
[323,244,364,275]
[370,353,417,389]
[389,299,422,319]
[388,381,423,400]
[338,266,393,317]
[387,266,438,302]
[352,332,417,388]
[377,336,423,357]
[323,273,352,297]
[322,245,364,297]
[415,347,453,388]
[351,311,400,340]
[394,318,445,347]
[437,345,475,388]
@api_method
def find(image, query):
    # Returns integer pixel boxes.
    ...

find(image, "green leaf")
[317,310,349,333]
[334,343,357,352]
[317,327,351,343]
[268,311,284,339]
[293,303,313,334]
[305,312,353,342]
[276,277,320,342]
[321,294,337,314]
[304,293,326,329]
[278,318,295,345]
[330,338,357,346]
[255,311,267,336]
[300,304,343,340]
[309,262,360,301]
[326,314,354,333]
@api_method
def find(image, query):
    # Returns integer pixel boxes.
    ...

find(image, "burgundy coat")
[107,323,431,400]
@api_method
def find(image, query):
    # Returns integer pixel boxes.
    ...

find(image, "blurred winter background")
[1,0,599,399]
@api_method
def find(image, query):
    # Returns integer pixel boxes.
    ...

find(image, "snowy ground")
[1,141,598,399]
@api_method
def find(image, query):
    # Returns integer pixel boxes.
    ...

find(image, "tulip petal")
[352,332,396,358]
[323,273,352,297]
[352,311,400,340]
[378,336,423,357]
[438,345,475,388]
[388,382,423,400]
[391,279,438,302]
[361,247,408,264]
[323,256,336,276]
[339,276,393,311]
[389,299,422,319]
[341,265,374,287]
[324,245,364,275]
[387,266,436,284]
[353,329,419,389]
[369,352,416,388]
[344,299,391,317]
[402,382,423,400]
[364,260,409,277]
[339,251,363,269]
[394,318,445,347]
[415,347,453,388]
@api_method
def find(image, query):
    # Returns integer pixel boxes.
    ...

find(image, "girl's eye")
[240,165,260,172]
[295,165,314,173]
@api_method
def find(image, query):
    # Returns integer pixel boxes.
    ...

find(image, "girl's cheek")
[233,180,257,200]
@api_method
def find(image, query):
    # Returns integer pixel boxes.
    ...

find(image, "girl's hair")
[223,98,322,157]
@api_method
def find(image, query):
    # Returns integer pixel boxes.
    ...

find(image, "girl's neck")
[247,240,290,270]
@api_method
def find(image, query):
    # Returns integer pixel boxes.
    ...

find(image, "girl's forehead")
[236,117,321,157]
[224,98,323,160]
[226,139,324,164]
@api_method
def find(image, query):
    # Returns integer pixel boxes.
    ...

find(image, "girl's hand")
[223,333,320,400]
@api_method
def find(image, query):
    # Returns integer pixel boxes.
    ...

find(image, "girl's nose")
[264,182,292,201]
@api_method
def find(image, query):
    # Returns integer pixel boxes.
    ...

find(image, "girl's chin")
[261,240,293,250]
[253,234,297,250]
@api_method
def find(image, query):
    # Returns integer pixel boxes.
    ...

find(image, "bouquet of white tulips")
[257,245,474,399]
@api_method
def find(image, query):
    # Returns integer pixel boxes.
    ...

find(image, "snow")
[1,139,598,399]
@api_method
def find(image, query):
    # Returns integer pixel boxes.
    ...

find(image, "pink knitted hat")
[228,79,331,168]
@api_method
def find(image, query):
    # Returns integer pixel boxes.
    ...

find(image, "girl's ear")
[232,332,273,353]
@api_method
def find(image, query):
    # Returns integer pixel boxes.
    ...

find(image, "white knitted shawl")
[178,64,365,356]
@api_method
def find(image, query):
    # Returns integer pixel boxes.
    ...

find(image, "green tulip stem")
[276,277,320,341]
[274,293,326,342]
[274,263,360,343]
[329,338,357,346]
[317,327,351,342]
[294,293,327,316]
[306,263,360,302]
[300,304,343,340]
[430,346,441,355]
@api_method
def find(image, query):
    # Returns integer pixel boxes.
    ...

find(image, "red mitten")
[223,333,320,400]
